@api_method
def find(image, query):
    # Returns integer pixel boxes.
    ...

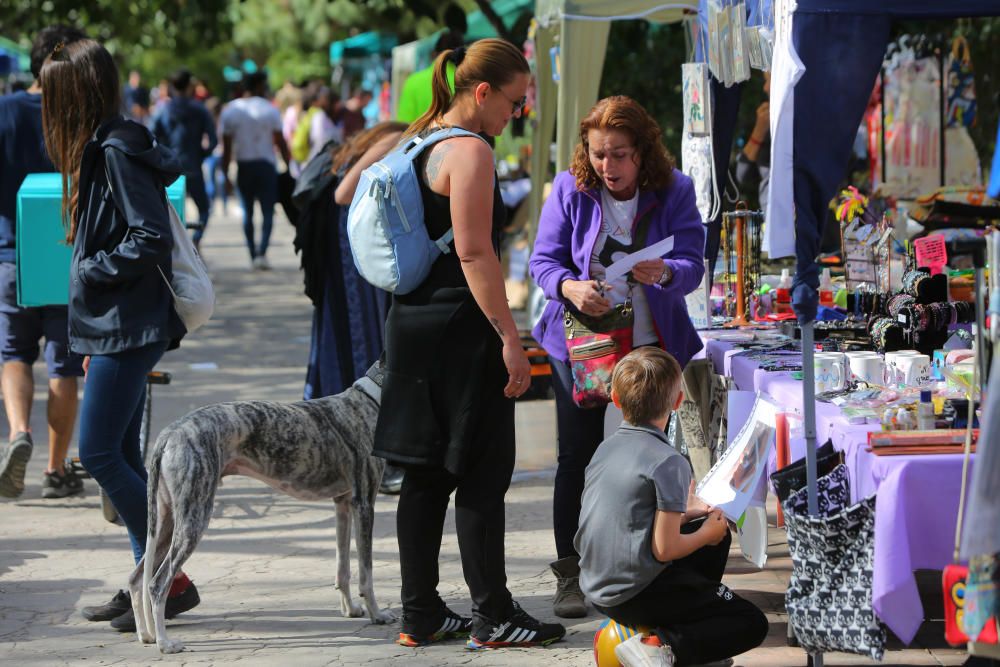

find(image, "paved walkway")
[0,201,970,665]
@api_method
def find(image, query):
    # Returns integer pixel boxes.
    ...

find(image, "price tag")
[914,234,947,275]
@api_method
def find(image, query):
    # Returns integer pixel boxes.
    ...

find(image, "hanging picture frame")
[682,62,711,136]
[731,2,751,84]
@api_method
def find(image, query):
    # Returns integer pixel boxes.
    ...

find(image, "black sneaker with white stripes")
[466,601,566,649]
[398,606,473,647]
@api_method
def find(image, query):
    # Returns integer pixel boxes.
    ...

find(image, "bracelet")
[748,135,763,147]
[658,264,673,286]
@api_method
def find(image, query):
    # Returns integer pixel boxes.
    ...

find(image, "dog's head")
[352,360,385,405]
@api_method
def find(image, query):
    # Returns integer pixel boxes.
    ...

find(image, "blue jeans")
[185,169,211,243]
[235,160,277,259]
[78,340,168,563]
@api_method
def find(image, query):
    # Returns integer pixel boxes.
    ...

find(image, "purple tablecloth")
[701,334,969,644]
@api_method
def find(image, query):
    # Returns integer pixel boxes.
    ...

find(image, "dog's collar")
[353,375,381,406]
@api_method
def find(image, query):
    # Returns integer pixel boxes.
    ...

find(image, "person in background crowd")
[734,71,770,215]
[150,78,170,118]
[40,38,200,631]
[290,84,321,169]
[340,88,372,139]
[203,96,231,214]
[308,86,343,161]
[328,121,408,495]
[192,78,210,102]
[0,24,87,500]
[375,37,566,651]
[219,71,290,270]
[395,31,464,124]
[576,347,768,667]
[279,81,304,146]
[298,122,404,400]
[122,69,149,123]
[152,68,217,249]
[529,95,706,619]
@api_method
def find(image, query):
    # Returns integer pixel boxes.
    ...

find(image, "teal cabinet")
[16,173,185,306]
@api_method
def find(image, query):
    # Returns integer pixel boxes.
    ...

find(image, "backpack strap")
[402,126,490,162]
[405,127,489,255]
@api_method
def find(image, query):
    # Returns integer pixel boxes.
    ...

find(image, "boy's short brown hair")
[611,347,683,425]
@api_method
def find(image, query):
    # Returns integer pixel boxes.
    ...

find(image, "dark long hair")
[330,121,408,175]
[405,38,529,137]
[40,39,121,243]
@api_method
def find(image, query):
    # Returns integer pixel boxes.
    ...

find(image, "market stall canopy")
[534,0,697,172]
[773,0,998,323]
[330,32,398,66]
[529,0,697,240]
[468,0,535,40]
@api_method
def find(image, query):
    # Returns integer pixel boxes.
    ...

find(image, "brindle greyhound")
[130,364,392,653]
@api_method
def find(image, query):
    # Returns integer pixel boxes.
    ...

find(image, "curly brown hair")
[569,95,675,193]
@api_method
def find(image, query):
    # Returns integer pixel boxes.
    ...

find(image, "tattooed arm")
[428,136,530,397]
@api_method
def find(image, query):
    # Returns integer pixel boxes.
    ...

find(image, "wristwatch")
[658,264,673,286]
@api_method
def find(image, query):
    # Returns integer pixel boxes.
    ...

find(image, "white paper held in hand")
[603,235,674,285]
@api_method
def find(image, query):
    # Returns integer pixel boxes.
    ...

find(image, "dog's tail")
[140,427,171,639]
[146,430,168,536]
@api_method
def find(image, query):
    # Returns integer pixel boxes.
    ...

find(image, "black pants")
[596,527,768,666]
[396,397,516,624]
[551,358,608,559]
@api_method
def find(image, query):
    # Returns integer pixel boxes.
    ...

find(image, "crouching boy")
[575,347,768,667]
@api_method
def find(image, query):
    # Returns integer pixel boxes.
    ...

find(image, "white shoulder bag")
[103,160,215,333]
[158,202,214,333]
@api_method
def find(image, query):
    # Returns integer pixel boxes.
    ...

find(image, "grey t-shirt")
[574,423,692,607]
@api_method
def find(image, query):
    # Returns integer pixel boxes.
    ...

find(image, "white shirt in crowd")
[589,188,659,346]
[308,109,343,162]
[219,96,282,164]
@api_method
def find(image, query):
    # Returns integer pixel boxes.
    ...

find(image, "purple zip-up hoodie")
[530,169,706,368]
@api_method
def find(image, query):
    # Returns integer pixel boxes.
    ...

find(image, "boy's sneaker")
[42,467,84,498]
[466,601,566,649]
[398,606,472,646]
[82,590,132,621]
[0,432,33,498]
[614,633,676,667]
[111,582,201,632]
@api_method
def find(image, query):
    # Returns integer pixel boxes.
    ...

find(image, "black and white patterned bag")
[783,464,887,661]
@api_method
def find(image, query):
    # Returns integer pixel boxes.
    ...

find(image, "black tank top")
[410,129,507,292]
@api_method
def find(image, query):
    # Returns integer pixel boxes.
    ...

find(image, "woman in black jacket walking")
[40,38,199,632]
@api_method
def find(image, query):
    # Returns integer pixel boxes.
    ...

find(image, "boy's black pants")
[595,525,769,666]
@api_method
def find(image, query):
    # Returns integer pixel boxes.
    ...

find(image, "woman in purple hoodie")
[529,95,706,618]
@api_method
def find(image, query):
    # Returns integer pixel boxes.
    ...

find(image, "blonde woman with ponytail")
[373,39,565,650]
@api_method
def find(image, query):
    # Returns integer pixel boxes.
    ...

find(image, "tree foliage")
[0,0,463,94]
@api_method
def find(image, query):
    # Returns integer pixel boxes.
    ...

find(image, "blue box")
[16,173,185,306]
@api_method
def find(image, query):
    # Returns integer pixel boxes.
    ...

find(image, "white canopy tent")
[529,0,698,231]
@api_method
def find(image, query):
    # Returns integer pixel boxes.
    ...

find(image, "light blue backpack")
[347,127,485,295]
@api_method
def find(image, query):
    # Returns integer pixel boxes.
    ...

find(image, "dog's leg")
[152,457,216,654]
[128,556,152,644]
[353,498,393,624]
[335,497,364,618]
[140,482,175,645]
